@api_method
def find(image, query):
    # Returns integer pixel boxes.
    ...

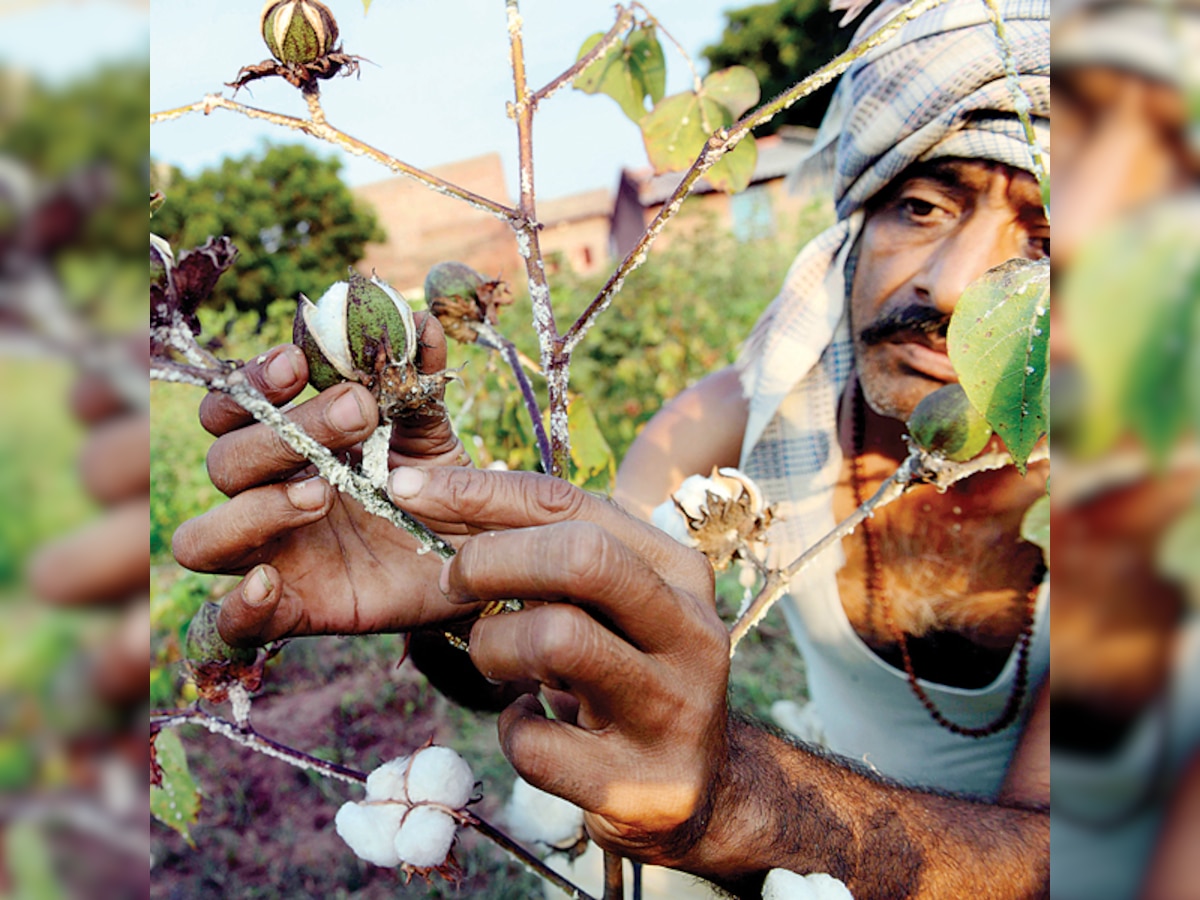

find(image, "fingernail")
[287,475,327,510]
[244,567,273,607]
[438,558,452,596]
[329,390,368,432]
[265,347,302,389]
[389,466,427,499]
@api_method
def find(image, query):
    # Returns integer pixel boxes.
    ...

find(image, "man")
[173,0,1051,895]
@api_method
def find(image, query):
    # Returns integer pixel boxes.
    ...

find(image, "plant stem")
[475,322,553,474]
[531,6,636,105]
[151,706,599,898]
[505,0,571,479]
[151,95,517,223]
[150,360,455,558]
[563,0,951,353]
[727,442,1049,653]
[603,850,625,900]
[981,0,1050,219]
[469,814,601,900]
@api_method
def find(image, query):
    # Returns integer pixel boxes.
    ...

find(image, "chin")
[857,353,948,423]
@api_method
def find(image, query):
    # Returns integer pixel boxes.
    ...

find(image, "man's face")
[849,159,1050,421]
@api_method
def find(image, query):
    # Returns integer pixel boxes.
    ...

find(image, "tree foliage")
[701,0,863,133]
[151,144,384,324]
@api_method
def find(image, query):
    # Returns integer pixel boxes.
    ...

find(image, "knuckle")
[530,474,586,520]
[526,605,592,679]
[557,522,613,589]
[205,439,240,497]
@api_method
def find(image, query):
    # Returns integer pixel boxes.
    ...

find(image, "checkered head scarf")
[736,0,1049,569]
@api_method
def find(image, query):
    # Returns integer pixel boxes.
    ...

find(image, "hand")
[385,464,733,868]
[172,314,478,646]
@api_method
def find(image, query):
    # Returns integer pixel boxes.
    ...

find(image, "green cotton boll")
[261,0,339,65]
[907,382,994,462]
[185,602,256,667]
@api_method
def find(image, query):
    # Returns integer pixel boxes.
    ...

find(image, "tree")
[151,143,383,324]
[702,0,866,133]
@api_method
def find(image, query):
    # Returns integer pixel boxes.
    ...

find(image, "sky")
[149,0,742,201]
[0,1,149,81]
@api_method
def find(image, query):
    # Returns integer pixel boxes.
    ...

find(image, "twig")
[981,0,1050,218]
[603,849,625,900]
[151,706,599,898]
[150,360,455,558]
[728,442,1049,653]
[530,5,636,106]
[505,0,571,479]
[563,0,951,353]
[152,706,366,785]
[470,814,601,900]
[150,94,518,223]
[475,322,553,474]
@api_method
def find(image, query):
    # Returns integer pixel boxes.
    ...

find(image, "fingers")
[387,466,712,599]
[215,565,300,647]
[205,383,377,496]
[389,313,464,464]
[198,344,308,437]
[413,311,447,375]
[69,333,150,424]
[79,414,149,503]
[28,499,149,605]
[451,522,691,655]
[172,476,332,574]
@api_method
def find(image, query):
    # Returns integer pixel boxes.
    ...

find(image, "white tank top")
[776,551,1050,799]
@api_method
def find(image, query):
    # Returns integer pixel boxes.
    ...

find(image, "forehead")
[872,158,1044,211]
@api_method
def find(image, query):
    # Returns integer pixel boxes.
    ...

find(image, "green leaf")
[947,258,1049,472]
[1061,208,1200,462]
[574,26,665,124]
[565,395,616,494]
[701,66,760,119]
[1158,497,1200,611]
[640,84,758,194]
[4,821,66,900]
[151,729,200,844]
[1020,493,1050,558]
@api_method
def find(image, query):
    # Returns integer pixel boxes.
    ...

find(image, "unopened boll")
[504,776,586,851]
[334,801,408,868]
[393,805,458,868]
[761,868,855,900]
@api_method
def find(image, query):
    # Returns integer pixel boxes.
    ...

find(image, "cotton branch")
[563,0,952,353]
[728,441,1049,653]
[151,706,600,900]
[150,357,454,558]
[474,321,553,474]
[150,93,517,223]
[529,5,636,106]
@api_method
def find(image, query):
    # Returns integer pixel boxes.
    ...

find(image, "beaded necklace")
[849,385,1043,738]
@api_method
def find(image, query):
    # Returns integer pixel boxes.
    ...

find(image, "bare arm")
[613,365,748,520]
[392,467,1050,900]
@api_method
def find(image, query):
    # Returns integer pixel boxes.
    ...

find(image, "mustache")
[858,305,952,346]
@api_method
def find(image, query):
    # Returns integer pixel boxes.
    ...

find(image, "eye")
[1028,235,1050,260]
[901,197,938,218]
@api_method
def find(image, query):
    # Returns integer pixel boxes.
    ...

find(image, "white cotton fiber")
[364,755,411,802]
[393,805,458,868]
[405,746,475,809]
[762,869,855,900]
[334,800,408,868]
[504,776,586,850]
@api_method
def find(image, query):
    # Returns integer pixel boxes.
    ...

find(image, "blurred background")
[1,0,149,898]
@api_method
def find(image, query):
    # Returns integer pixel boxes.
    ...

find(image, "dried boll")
[906,382,993,462]
[653,467,773,571]
[423,261,512,345]
[260,0,338,66]
[184,601,264,706]
[185,601,256,668]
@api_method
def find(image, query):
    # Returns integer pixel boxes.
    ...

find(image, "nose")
[911,208,1027,315]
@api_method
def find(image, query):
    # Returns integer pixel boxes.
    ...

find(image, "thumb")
[217,565,291,647]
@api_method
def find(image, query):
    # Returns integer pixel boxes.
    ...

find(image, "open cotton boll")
[335,801,408,868]
[393,805,458,868]
[364,755,412,802]
[673,472,733,520]
[762,869,855,900]
[406,746,475,810]
[651,499,699,548]
[504,776,586,850]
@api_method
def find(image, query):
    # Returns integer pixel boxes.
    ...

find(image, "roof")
[623,131,818,207]
[537,188,613,226]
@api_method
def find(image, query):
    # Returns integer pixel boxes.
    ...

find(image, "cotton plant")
[762,868,855,900]
[504,776,588,858]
